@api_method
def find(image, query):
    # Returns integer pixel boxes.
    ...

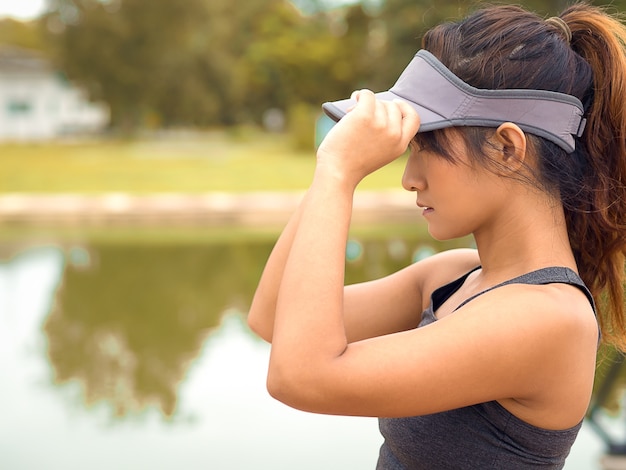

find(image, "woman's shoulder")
[484,280,596,330]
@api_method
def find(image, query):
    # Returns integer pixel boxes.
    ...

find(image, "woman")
[248,3,626,468]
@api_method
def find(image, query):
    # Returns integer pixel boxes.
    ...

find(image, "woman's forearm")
[247,192,307,342]
[268,170,356,392]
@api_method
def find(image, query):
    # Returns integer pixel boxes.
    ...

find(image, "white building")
[0,46,109,141]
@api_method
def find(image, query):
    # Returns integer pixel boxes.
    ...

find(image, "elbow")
[266,355,336,413]
[266,368,286,404]
[266,358,289,402]
[266,360,313,411]
[246,307,273,343]
[266,351,315,411]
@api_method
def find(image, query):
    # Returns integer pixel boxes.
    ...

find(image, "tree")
[42,0,373,130]
[241,2,373,116]
[0,18,46,51]
[44,0,215,130]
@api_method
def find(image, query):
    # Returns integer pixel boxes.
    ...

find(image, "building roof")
[0,45,51,74]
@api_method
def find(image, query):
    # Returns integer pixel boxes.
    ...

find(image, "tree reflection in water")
[42,236,470,419]
[43,242,273,418]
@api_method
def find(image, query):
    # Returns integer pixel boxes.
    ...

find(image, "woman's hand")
[316,90,420,188]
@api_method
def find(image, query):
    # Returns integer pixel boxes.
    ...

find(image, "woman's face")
[402,132,509,241]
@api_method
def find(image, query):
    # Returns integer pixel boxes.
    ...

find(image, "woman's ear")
[493,122,527,172]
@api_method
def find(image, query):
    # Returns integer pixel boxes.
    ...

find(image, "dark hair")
[417,3,626,349]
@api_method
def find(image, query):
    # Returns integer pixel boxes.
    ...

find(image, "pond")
[0,231,617,469]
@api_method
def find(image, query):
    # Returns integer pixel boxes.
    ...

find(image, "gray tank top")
[377,266,596,470]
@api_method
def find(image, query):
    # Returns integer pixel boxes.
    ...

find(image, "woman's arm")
[266,90,422,399]
[341,248,480,343]
[247,195,306,342]
[248,91,422,345]
[248,90,420,344]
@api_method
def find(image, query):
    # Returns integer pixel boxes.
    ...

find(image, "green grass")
[0,129,408,194]
[0,129,418,245]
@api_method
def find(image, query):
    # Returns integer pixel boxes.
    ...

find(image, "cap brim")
[322,90,449,133]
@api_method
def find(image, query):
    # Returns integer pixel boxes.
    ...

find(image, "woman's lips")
[417,201,433,215]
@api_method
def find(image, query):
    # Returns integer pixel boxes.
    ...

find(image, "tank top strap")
[454,266,596,315]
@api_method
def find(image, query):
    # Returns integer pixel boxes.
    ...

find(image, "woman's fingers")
[351,91,420,143]
[316,90,421,184]
[394,99,421,143]
[383,98,403,128]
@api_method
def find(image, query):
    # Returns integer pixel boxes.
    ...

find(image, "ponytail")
[560,4,626,349]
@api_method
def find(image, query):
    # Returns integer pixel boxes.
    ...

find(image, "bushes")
[288,102,318,152]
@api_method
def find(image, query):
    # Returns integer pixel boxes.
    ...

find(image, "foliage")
[240,2,372,120]
[44,0,214,130]
[40,0,371,132]
[0,0,616,133]
[0,18,46,50]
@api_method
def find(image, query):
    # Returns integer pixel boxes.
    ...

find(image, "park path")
[0,190,418,227]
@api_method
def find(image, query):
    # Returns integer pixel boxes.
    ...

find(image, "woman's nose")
[402,153,425,192]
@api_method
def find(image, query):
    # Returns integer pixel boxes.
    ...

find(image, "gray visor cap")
[322,50,586,153]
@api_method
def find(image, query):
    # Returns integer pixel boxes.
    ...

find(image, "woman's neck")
[473,192,577,282]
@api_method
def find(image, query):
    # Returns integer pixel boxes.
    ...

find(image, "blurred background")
[1,0,625,469]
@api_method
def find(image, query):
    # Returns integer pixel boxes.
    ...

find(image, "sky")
[0,0,46,20]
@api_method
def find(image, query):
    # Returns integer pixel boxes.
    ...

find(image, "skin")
[247,89,599,431]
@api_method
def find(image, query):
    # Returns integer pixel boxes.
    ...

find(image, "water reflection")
[44,242,273,418]
[0,237,612,469]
